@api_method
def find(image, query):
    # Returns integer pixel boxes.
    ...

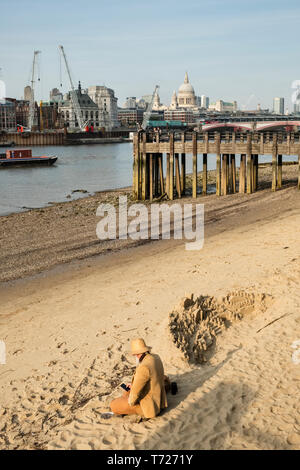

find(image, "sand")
[0,169,300,450]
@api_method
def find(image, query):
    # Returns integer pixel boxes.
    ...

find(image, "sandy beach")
[0,165,300,450]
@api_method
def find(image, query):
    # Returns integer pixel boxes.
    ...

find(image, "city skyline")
[1,0,300,110]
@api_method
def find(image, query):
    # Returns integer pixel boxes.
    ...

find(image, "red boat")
[0,149,57,167]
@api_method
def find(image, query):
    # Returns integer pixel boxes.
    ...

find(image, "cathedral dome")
[177,72,196,107]
[178,73,195,93]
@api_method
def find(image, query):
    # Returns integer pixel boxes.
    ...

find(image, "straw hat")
[130,338,152,355]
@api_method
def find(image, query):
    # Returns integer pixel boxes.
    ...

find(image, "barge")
[0,149,57,167]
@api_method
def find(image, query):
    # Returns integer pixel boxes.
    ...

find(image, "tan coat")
[128,353,168,418]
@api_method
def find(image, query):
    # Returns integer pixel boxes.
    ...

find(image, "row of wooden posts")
[133,138,288,201]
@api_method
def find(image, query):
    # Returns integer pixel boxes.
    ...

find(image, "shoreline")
[0,163,299,285]
[1,161,297,218]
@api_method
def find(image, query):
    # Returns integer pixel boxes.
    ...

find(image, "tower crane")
[59,45,89,131]
[28,50,41,131]
[141,85,159,130]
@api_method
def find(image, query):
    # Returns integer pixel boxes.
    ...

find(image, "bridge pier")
[272,134,278,192]
[253,155,259,191]
[216,153,221,196]
[132,130,300,201]
[181,154,186,195]
[298,154,300,190]
[239,154,246,193]
[203,153,208,195]
[277,154,282,189]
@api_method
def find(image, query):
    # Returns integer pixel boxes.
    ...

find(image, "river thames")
[0,143,296,216]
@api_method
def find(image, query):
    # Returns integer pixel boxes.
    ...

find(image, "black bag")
[171,382,178,395]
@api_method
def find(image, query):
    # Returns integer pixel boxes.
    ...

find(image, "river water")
[0,143,135,216]
[0,143,297,216]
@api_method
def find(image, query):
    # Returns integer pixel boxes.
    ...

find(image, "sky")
[1,0,300,111]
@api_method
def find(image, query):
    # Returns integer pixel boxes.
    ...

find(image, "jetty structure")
[132,128,300,200]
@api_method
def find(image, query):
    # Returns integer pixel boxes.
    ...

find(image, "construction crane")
[28,50,41,131]
[39,100,43,131]
[141,85,159,130]
[59,45,89,131]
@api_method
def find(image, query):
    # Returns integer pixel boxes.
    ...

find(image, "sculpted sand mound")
[169,290,273,364]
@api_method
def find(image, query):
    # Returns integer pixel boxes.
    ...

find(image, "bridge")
[133,129,300,200]
[201,121,300,132]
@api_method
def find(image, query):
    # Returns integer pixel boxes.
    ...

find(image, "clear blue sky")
[1,0,299,110]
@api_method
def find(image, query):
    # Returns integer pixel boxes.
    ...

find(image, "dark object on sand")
[171,382,178,395]
[120,383,130,392]
[100,412,114,419]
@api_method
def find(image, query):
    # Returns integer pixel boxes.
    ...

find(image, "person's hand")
[126,383,131,390]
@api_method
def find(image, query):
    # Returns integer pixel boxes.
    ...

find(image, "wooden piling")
[181,154,186,195]
[192,132,197,198]
[154,154,159,196]
[133,133,139,199]
[226,154,230,193]
[215,132,221,196]
[175,154,181,198]
[149,154,153,201]
[298,154,300,190]
[272,134,278,192]
[222,154,228,195]
[239,154,246,193]
[166,153,170,198]
[246,134,252,194]
[277,154,282,189]
[169,133,174,200]
[229,155,233,193]
[142,133,147,200]
[216,153,221,196]
[254,154,258,191]
[251,155,255,192]
[203,153,207,195]
[158,154,164,195]
[231,154,236,193]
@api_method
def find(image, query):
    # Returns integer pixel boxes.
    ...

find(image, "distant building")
[24,86,32,101]
[123,97,137,109]
[88,85,119,128]
[152,91,167,111]
[209,100,237,112]
[0,99,16,130]
[136,98,147,110]
[141,95,153,105]
[293,103,300,114]
[164,109,196,123]
[16,100,30,127]
[38,101,62,129]
[59,82,99,129]
[273,97,284,115]
[200,95,209,109]
[177,72,196,108]
[117,108,144,126]
[169,91,178,110]
[50,88,63,103]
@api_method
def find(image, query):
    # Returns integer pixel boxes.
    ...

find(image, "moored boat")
[0,149,57,167]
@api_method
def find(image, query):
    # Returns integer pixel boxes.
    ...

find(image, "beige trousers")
[110,390,143,416]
